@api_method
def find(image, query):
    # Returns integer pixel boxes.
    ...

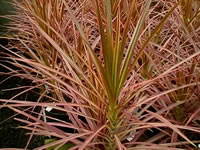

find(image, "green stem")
[107,103,120,150]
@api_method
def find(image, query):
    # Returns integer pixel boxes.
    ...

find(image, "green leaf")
[45,139,74,150]
[117,0,152,93]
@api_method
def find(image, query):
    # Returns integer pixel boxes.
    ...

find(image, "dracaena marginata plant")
[140,0,200,122]
[1,0,200,149]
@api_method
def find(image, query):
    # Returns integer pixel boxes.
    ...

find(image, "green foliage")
[45,139,74,150]
[0,0,15,34]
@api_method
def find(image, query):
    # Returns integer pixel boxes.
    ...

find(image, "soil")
[0,39,44,149]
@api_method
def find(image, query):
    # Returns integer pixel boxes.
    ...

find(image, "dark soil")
[0,38,44,149]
